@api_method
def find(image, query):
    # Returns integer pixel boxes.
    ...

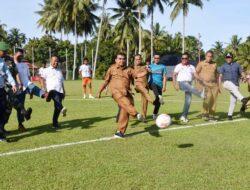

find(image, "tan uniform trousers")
[113,93,137,134]
[197,82,219,117]
[135,82,153,117]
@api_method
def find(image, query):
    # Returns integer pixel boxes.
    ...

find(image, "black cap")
[225,53,233,58]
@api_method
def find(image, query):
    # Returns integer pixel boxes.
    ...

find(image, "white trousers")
[223,81,244,116]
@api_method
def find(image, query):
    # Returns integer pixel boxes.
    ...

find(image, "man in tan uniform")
[97,53,142,138]
[132,54,153,121]
[196,50,219,121]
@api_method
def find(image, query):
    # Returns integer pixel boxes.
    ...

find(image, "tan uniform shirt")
[196,61,218,87]
[104,64,133,99]
[132,65,148,86]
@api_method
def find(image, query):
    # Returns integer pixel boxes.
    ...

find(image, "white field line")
[30,98,230,104]
[0,118,247,157]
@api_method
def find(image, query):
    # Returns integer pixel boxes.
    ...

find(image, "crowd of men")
[0,41,66,142]
[0,40,249,141]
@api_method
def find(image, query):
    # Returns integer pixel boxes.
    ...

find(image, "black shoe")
[240,105,246,113]
[23,107,32,120]
[241,97,250,110]
[114,131,124,138]
[18,124,26,132]
[228,115,233,121]
[0,133,7,142]
[52,123,60,129]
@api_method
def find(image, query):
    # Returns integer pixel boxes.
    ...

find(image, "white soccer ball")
[156,114,171,128]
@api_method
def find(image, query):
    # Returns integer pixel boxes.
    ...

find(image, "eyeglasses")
[154,57,160,59]
[181,57,188,60]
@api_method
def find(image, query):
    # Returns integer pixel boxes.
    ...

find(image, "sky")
[0,0,249,51]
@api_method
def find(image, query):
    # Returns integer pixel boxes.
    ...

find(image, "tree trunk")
[72,19,77,80]
[127,39,129,66]
[93,0,106,79]
[66,48,68,80]
[138,0,142,54]
[182,11,186,54]
[151,11,154,62]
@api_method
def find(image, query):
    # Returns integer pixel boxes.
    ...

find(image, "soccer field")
[0,80,250,190]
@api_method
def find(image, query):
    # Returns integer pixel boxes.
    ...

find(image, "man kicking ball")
[97,52,142,138]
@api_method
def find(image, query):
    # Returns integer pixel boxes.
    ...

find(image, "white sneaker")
[137,113,143,121]
[180,116,189,123]
[89,95,95,99]
[153,114,158,120]
[83,94,86,99]
[158,95,165,105]
[61,107,67,117]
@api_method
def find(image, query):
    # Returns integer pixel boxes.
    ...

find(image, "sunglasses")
[154,57,160,59]
[181,57,188,60]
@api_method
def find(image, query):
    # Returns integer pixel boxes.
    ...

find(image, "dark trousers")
[0,88,7,133]
[149,82,162,114]
[50,91,64,125]
[16,91,26,125]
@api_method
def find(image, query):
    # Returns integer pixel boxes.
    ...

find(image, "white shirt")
[16,62,32,89]
[42,66,64,93]
[174,63,196,82]
[39,67,45,76]
[79,64,92,78]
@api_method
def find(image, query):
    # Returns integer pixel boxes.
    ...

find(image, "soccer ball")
[156,114,171,128]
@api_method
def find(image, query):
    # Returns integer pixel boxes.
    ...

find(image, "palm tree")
[7,28,26,50]
[93,0,107,79]
[37,0,99,80]
[110,0,143,65]
[0,20,7,41]
[212,41,224,55]
[169,0,204,53]
[143,0,169,61]
[228,35,242,56]
[236,41,250,71]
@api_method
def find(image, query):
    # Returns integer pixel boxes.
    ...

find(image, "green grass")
[0,80,250,190]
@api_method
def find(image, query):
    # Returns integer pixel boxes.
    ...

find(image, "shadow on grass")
[177,143,194,148]
[7,116,114,142]
[126,124,161,138]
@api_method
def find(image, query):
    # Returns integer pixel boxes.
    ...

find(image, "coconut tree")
[228,35,242,56]
[93,0,107,78]
[143,0,169,61]
[236,41,250,71]
[37,0,99,80]
[0,20,7,41]
[7,28,26,50]
[169,0,205,53]
[110,0,144,65]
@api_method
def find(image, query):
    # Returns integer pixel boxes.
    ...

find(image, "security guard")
[196,50,219,121]
[0,41,17,142]
[97,52,142,138]
[132,54,153,121]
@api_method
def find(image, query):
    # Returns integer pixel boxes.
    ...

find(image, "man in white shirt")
[41,56,66,128]
[79,57,94,99]
[15,49,47,131]
[172,53,205,123]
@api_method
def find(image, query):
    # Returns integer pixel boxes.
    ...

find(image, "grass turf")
[0,80,250,190]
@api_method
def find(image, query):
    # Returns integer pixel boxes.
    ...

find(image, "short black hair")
[116,52,126,58]
[182,52,189,57]
[15,48,24,54]
[83,57,89,62]
[206,50,214,55]
[134,54,142,58]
